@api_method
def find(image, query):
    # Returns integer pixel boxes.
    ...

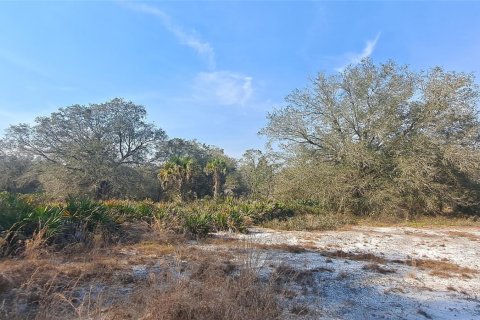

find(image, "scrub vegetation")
[1,59,479,318]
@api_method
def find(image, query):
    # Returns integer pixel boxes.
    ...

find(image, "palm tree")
[205,158,228,199]
[158,156,197,201]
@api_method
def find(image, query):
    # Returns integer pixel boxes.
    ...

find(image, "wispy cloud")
[122,1,257,107]
[336,33,381,71]
[193,71,253,106]
[124,2,216,69]
[0,49,51,79]
[0,49,76,95]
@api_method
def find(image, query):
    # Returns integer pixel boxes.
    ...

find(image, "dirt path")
[209,226,480,319]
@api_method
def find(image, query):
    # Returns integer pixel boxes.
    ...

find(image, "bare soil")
[211,226,480,319]
[1,225,479,319]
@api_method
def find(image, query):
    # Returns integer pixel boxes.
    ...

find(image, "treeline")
[0,98,274,202]
[1,59,480,217]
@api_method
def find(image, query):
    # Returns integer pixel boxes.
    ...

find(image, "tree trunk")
[213,172,221,199]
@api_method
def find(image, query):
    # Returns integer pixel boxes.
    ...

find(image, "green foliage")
[0,193,120,256]
[205,158,228,198]
[262,59,480,216]
[103,199,157,222]
[262,213,356,231]
[0,194,293,249]
[13,205,65,239]
[182,212,212,237]
[61,196,119,245]
[0,191,34,232]
[5,98,167,199]
[239,149,276,199]
[64,196,109,225]
[159,156,200,201]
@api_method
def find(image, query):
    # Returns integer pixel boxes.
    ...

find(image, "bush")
[0,194,121,256]
[1,192,355,253]
[182,212,212,238]
[0,192,35,232]
[61,196,118,245]
[103,199,157,222]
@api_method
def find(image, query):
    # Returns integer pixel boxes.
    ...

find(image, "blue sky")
[0,1,479,157]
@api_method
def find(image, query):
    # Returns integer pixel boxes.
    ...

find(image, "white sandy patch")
[210,226,480,319]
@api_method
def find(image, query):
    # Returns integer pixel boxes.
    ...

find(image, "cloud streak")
[336,33,381,71]
[193,71,253,106]
[0,49,51,79]
[123,1,256,107]
[125,2,216,69]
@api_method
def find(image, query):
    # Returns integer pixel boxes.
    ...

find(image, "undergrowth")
[2,192,478,257]
[0,193,295,255]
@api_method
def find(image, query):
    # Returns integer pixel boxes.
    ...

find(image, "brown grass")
[320,250,477,279]
[405,259,477,278]
[362,263,396,274]
[323,250,389,264]
[100,245,279,320]
[262,211,480,232]
[110,269,279,320]
[0,274,13,295]
[23,227,48,259]
[356,215,480,228]
[202,237,313,255]
[0,229,281,320]
[272,264,332,288]
[262,213,356,231]
[251,243,308,253]
[447,231,480,241]
[290,304,312,316]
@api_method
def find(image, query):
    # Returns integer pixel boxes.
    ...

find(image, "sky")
[0,1,479,157]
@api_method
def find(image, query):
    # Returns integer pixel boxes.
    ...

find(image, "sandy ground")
[209,226,480,320]
[3,225,479,319]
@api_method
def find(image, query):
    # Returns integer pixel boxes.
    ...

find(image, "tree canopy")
[262,59,480,215]
[1,60,479,216]
[239,149,276,199]
[5,98,167,198]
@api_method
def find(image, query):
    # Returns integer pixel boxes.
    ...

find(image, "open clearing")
[1,225,479,319]
[209,226,480,319]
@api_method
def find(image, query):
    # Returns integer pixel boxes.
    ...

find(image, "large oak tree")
[262,59,480,215]
[6,98,167,198]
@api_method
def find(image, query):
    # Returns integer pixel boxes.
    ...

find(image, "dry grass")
[290,304,312,316]
[262,213,356,231]
[362,263,396,274]
[202,236,315,256]
[0,227,281,320]
[109,268,279,320]
[251,243,308,254]
[0,274,13,295]
[447,231,480,241]
[356,215,480,228]
[261,211,480,233]
[272,264,332,288]
[320,250,477,279]
[23,227,49,260]
[323,250,389,264]
[405,259,477,278]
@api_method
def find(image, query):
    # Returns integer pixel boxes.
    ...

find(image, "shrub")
[0,192,34,232]
[182,212,212,238]
[1,194,122,255]
[62,196,119,245]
